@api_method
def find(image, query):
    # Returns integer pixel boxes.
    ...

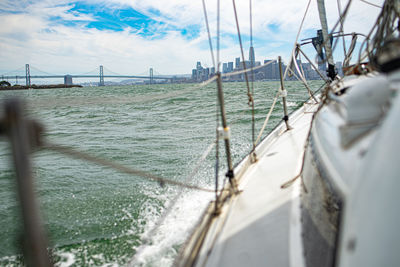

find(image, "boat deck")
[193,102,318,267]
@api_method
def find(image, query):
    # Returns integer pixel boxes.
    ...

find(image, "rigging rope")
[215,53,221,204]
[364,0,400,67]
[42,142,216,193]
[215,115,220,205]
[202,0,216,69]
[337,0,348,60]
[231,0,256,152]
[254,91,279,145]
[324,0,354,62]
[297,46,329,82]
[291,48,319,103]
[343,33,358,68]
[359,0,382,8]
[217,0,221,72]
[249,0,256,153]
[283,0,312,80]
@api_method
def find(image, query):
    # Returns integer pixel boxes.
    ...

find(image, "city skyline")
[0,0,383,75]
[191,45,342,83]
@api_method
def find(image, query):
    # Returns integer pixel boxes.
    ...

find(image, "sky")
[0,0,384,76]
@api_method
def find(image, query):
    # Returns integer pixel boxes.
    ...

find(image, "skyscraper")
[235,57,240,69]
[228,62,233,72]
[249,46,255,67]
[223,63,228,73]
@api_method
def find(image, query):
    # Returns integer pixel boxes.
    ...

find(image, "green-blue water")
[0,81,321,266]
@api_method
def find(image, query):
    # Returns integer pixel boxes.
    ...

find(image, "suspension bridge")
[0,64,176,86]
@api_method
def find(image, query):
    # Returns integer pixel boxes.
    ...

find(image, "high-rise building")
[192,69,197,80]
[228,62,233,72]
[205,68,210,80]
[193,61,206,82]
[262,59,280,80]
[210,67,215,75]
[235,57,240,69]
[249,46,255,67]
[223,63,228,73]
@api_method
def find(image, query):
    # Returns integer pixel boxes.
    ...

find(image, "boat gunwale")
[175,95,319,266]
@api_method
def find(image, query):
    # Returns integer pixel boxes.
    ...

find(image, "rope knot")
[247,94,254,106]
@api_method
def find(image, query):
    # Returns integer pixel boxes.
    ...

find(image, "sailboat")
[175,0,400,266]
[1,0,399,266]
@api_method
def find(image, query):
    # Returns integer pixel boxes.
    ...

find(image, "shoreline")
[0,84,83,91]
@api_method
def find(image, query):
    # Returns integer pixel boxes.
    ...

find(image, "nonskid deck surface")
[195,102,318,267]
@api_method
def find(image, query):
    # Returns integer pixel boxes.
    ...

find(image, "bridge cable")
[0,66,26,76]
[29,65,57,76]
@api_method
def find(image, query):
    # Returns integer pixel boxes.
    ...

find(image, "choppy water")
[0,81,321,266]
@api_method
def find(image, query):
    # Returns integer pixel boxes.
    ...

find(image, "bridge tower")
[25,64,31,86]
[149,68,154,84]
[99,65,105,86]
[64,75,73,85]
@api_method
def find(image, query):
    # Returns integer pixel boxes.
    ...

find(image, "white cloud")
[0,0,385,76]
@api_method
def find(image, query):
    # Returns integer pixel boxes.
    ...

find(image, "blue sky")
[0,0,384,76]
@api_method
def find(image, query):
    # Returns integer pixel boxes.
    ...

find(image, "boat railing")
[0,0,340,264]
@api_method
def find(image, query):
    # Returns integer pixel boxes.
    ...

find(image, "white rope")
[343,33,358,67]
[255,91,279,145]
[291,48,319,103]
[284,0,312,79]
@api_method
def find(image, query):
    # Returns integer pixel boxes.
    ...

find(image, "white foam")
[129,187,213,266]
[55,252,76,267]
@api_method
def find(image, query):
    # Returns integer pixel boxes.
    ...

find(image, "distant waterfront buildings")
[191,46,343,83]
[192,61,211,82]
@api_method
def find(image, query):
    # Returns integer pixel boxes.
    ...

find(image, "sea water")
[0,81,321,266]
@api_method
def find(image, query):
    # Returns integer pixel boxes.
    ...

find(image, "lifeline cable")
[43,142,216,193]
